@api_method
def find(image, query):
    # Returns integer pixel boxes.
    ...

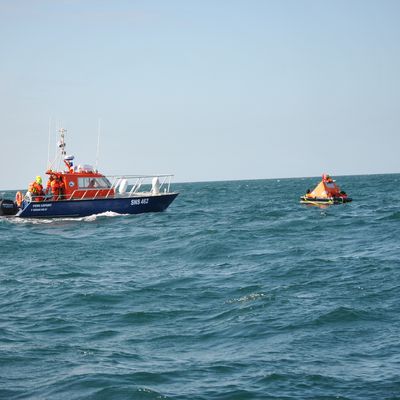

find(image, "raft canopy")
[309,176,341,199]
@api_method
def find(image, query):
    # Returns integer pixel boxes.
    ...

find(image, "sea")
[1,174,400,400]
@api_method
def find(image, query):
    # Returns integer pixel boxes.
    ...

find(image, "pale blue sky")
[1,0,399,189]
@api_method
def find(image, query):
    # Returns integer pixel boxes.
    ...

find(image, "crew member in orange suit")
[28,176,44,201]
[46,176,54,196]
[58,177,65,200]
[51,177,61,200]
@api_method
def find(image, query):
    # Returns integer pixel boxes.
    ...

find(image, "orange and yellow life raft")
[300,174,352,205]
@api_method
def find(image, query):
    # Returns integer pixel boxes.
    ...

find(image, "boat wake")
[2,211,128,225]
[82,211,129,221]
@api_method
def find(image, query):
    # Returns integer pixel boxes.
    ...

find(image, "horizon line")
[2,171,399,192]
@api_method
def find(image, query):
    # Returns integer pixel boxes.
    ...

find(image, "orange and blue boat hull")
[16,193,178,218]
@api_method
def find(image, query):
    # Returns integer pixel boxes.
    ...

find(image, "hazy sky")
[1,0,399,189]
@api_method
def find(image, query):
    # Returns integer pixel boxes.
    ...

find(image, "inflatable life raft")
[300,174,352,205]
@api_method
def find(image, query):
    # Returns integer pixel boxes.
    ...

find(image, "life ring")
[15,191,23,207]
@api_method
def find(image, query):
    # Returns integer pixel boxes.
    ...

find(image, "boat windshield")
[78,177,112,189]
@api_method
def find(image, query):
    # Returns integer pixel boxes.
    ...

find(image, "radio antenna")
[47,117,52,170]
[96,118,101,169]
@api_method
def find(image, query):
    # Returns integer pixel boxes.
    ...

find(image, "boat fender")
[15,191,23,207]
[152,177,160,195]
[25,191,32,202]
[119,179,128,194]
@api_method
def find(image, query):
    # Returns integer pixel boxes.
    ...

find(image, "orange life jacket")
[50,179,61,200]
[51,179,60,192]
[29,181,43,194]
[28,182,44,201]
[58,180,65,198]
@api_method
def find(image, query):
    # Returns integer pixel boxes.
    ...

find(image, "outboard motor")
[0,199,18,216]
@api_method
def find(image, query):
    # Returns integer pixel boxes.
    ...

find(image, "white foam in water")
[3,211,128,225]
[82,211,127,221]
[3,216,55,225]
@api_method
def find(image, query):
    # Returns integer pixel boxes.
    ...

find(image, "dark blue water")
[1,174,400,399]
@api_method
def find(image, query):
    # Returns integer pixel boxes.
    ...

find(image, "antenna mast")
[52,127,67,171]
[46,126,70,172]
[47,117,52,170]
[59,128,67,157]
[96,119,101,169]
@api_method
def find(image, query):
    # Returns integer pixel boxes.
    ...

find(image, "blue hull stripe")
[17,193,178,218]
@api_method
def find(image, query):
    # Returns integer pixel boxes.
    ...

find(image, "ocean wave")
[1,175,400,399]
[312,306,376,326]
[378,211,400,221]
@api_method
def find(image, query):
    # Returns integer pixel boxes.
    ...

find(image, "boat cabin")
[46,163,115,200]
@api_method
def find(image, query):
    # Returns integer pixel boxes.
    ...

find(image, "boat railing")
[108,174,173,196]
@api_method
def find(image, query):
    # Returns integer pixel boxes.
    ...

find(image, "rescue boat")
[300,174,352,205]
[2,128,178,218]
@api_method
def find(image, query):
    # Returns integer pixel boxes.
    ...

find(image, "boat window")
[78,178,90,188]
[96,177,112,188]
[78,177,111,189]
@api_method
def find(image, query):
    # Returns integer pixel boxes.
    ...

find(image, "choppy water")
[1,174,400,399]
